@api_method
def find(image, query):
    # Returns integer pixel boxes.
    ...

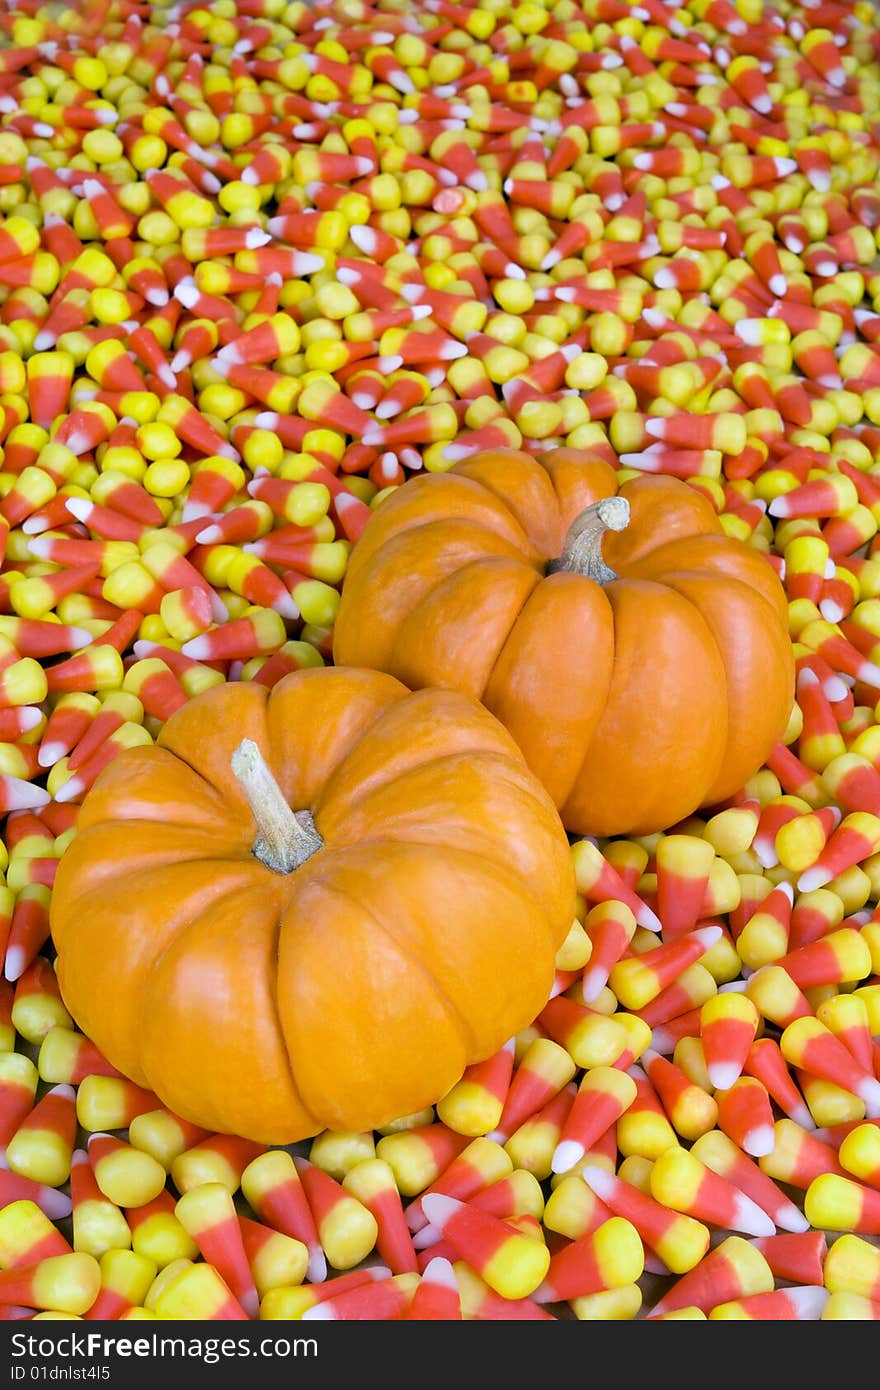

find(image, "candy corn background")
[0,0,878,1323]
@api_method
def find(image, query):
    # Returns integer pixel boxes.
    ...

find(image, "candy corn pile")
[0,0,879,1323]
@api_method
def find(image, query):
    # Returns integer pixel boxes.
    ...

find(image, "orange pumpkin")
[334,447,794,837]
[50,667,575,1144]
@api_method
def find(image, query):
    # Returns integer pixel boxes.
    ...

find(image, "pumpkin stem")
[230,738,323,874]
[548,495,630,583]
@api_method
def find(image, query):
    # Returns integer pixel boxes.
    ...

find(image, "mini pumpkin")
[334,447,794,837]
[50,667,575,1143]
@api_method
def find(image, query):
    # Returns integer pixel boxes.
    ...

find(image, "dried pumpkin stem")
[548,495,631,583]
[230,738,323,874]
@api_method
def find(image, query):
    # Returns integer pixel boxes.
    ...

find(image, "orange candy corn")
[571,839,660,932]
[125,1191,198,1270]
[751,1230,827,1285]
[294,1157,378,1272]
[649,1145,775,1238]
[716,1076,776,1158]
[435,1040,515,1137]
[237,1215,308,1301]
[699,990,760,1090]
[88,1132,167,1210]
[655,835,716,939]
[152,1261,248,1321]
[403,1256,461,1321]
[533,1216,644,1304]
[70,1147,130,1259]
[405,1137,512,1238]
[610,925,721,1011]
[709,1286,829,1320]
[759,1118,848,1191]
[301,1273,418,1322]
[5,1082,76,1187]
[552,1066,637,1176]
[581,900,637,1003]
[84,1249,157,1321]
[580,1166,709,1275]
[175,1183,259,1318]
[342,1158,418,1275]
[781,1017,880,1116]
[0,1051,38,1145]
[240,1150,325,1283]
[419,1193,549,1301]
[649,1235,774,1318]
[641,1048,719,1141]
[0,1252,101,1316]
[488,1039,577,1145]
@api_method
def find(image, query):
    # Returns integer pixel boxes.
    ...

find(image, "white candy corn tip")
[707,1060,743,1091]
[788,1285,830,1318]
[7,778,50,810]
[579,1165,614,1200]
[531,1280,556,1304]
[243,227,271,249]
[695,924,723,952]
[65,498,92,524]
[422,1257,457,1289]
[742,1123,775,1159]
[301,1302,334,1321]
[3,945,26,982]
[636,903,662,933]
[580,965,610,1003]
[776,1203,811,1234]
[37,741,65,768]
[41,1188,73,1221]
[858,1077,880,1117]
[411,1224,441,1251]
[293,252,324,276]
[551,1140,584,1175]
[420,1194,459,1232]
[173,280,201,310]
[54,776,84,805]
[796,867,830,893]
[307,1248,327,1284]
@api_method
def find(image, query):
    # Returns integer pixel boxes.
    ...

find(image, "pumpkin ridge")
[55,856,276,1088]
[659,569,794,804]
[474,565,551,703]
[483,570,616,810]
[282,870,477,1065]
[615,532,789,629]
[52,821,256,925]
[334,519,539,673]
[298,834,557,947]
[139,877,312,1139]
[287,837,564,1057]
[387,555,541,698]
[537,449,619,538]
[560,576,729,832]
[562,577,628,816]
[344,473,543,579]
[353,515,538,578]
[314,685,527,817]
[449,451,563,555]
[73,745,233,835]
[314,749,570,917]
[136,866,286,1007]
